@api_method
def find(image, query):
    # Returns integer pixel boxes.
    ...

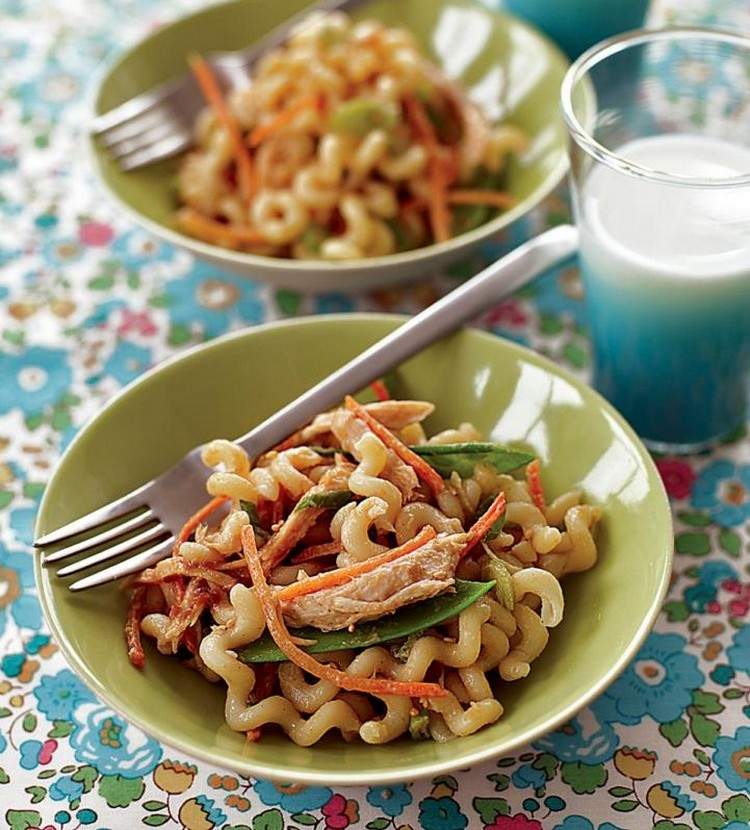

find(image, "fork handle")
[237,225,578,457]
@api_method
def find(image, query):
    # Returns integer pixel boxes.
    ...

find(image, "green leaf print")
[689,712,721,747]
[531,753,558,781]
[252,809,284,830]
[472,797,510,823]
[560,761,608,794]
[48,720,75,738]
[662,601,690,622]
[659,717,689,746]
[98,773,145,808]
[675,531,710,556]
[723,794,750,821]
[692,811,726,830]
[71,765,98,793]
[5,811,42,830]
[719,527,741,557]
[23,786,45,803]
[611,799,638,812]
[691,689,724,715]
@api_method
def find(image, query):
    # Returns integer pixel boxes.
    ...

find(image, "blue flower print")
[366,784,412,817]
[34,668,94,721]
[512,763,546,790]
[253,780,332,813]
[686,561,739,612]
[163,262,265,340]
[418,796,468,830]
[597,633,703,725]
[728,625,750,674]
[0,346,72,416]
[102,341,152,387]
[0,541,42,633]
[534,704,620,764]
[110,228,176,269]
[12,60,81,119]
[714,726,750,793]
[530,261,587,326]
[40,236,83,267]
[70,703,162,777]
[10,505,36,546]
[0,731,5,754]
[692,460,750,526]
[49,776,85,803]
[19,739,44,770]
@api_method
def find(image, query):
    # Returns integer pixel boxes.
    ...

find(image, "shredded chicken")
[280,532,466,630]
[293,400,435,446]
[332,409,419,501]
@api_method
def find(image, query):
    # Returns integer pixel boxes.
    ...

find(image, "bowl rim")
[86,0,570,276]
[34,313,673,785]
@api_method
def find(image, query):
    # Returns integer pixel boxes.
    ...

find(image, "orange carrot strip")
[277,526,436,602]
[461,491,507,559]
[172,496,229,556]
[447,190,518,210]
[125,587,147,668]
[138,559,237,588]
[242,527,446,698]
[189,54,255,201]
[177,208,266,246]
[249,95,320,147]
[345,395,445,496]
[369,379,390,402]
[291,541,342,564]
[404,95,451,243]
[526,458,546,514]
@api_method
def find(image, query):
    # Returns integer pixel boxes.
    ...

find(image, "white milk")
[581,133,750,287]
[575,133,750,448]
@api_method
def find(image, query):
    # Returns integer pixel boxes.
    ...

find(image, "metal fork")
[92,0,368,170]
[35,226,578,591]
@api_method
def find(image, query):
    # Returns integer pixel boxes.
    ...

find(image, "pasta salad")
[125,389,601,746]
[176,12,526,259]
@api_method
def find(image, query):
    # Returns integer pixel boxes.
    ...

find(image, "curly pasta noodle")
[176,11,525,258]
[133,398,602,746]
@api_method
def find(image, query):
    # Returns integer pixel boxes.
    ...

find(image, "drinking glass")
[561,28,750,453]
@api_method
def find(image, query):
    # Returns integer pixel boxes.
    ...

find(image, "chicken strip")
[292,400,435,447]
[280,533,466,631]
[332,409,419,501]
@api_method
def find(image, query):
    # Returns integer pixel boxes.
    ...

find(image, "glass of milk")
[561,28,750,453]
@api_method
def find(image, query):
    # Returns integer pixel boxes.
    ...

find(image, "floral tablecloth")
[2,0,750,828]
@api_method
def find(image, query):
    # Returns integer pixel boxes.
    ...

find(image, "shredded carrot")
[404,95,451,243]
[369,379,390,402]
[461,491,507,559]
[249,94,321,147]
[173,495,229,556]
[177,208,266,247]
[447,190,517,210]
[125,587,147,669]
[277,526,436,602]
[189,54,255,201]
[291,541,342,564]
[140,559,236,588]
[526,459,546,514]
[345,395,445,496]
[242,527,446,698]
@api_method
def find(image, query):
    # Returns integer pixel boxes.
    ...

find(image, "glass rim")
[560,26,750,188]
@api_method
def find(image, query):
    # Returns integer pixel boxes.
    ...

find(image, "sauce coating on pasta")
[127,395,601,745]
[176,12,527,259]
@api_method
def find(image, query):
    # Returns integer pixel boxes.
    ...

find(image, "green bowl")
[90,0,570,292]
[35,316,672,785]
